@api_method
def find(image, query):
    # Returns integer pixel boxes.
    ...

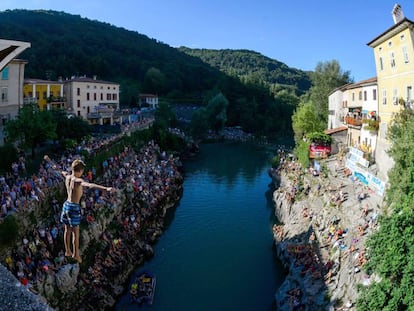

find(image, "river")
[116,142,286,311]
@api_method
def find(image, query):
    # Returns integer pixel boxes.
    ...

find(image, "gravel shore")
[0,264,53,311]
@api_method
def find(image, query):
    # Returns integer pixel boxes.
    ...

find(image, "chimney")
[392,4,404,24]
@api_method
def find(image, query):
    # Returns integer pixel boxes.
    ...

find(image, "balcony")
[362,119,380,133]
[344,116,362,127]
[23,97,37,105]
[47,96,66,103]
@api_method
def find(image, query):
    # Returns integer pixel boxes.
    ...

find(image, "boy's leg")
[72,226,82,263]
[64,225,73,257]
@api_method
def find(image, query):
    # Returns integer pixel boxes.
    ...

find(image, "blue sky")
[1,1,414,82]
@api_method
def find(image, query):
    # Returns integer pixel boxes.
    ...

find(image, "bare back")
[65,175,83,204]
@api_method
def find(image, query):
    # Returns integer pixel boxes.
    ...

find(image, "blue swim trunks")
[60,201,81,227]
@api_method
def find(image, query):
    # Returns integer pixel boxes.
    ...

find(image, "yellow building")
[23,79,65,110]
[367,4,414,180]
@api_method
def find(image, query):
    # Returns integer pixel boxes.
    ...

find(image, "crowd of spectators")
[273,150,382,310]
[0,117,184,305]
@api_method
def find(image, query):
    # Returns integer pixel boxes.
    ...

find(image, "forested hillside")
[179,47,311,96]
[0,9,310,135]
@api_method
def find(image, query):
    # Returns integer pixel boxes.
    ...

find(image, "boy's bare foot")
[65,252,73,257]
[72,255,82,263]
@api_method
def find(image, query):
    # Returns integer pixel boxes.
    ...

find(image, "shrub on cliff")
[0,215,18,248]
[294,140,310,168]
[0,143,18,175]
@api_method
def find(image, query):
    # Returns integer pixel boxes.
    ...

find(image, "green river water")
[116,142,286,311]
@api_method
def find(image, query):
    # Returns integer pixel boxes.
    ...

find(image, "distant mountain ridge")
[179,47,311,96]
[0,9,310,97]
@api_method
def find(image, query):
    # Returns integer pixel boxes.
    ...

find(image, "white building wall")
[65,78,119,121]
[328,89,345,129]
[360,84,378,157]
[0,60,27,145]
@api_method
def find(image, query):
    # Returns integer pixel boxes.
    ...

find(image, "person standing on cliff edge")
[44,155,113,263]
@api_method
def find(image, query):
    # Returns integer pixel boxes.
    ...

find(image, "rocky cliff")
[271,156,383,310]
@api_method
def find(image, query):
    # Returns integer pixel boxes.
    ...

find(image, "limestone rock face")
[43,273,55,299]
[55,264,80,293]
[272,157,384,310]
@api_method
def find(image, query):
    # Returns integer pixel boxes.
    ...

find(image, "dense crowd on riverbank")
[0,117,186,309]
[271,152,383,310]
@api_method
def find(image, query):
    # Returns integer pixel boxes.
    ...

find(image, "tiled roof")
[324,126,348,135]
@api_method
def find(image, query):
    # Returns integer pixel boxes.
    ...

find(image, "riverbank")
[271,155,383,310]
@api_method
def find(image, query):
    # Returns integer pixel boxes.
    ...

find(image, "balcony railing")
[344,116,362,127]
[47,96,66,103]
[23,97,37,105]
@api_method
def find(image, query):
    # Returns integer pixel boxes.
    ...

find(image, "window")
[43,91,47,99]
[77,111,80,117]
[86,93,90,100]
[373,89,377,100]
[393,89,398,105]
[382,89,387,105]
[100,93,103,100]
[402,46,410,63]
[1,88,8,101]
[94,93,97,101]
[390,52,396,68]
[1,67,9,80]
[379,57,384,71]
[407,86,413,103]
[364,91,367,101]
[107,94,111,100]
[352,93,355,101]
[359,91,362,100]
[77,88,80,96]
[77,100,80,108]
[112,93,117,100]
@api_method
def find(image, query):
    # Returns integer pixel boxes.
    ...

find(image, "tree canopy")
[5,104,57,157]
[306,60,352,124]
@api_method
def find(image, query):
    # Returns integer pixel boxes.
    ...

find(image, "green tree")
[205,92,228,133]
[5,104,57,157]
[52,109,91,143]
[0,143,18,174]
[358,205,414,310]
[154,100,177,130]
[291,102,323,143]
[386,109,414,206]
[307,60,352,124]
[142,67,167,94]
[189,107,209,139]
